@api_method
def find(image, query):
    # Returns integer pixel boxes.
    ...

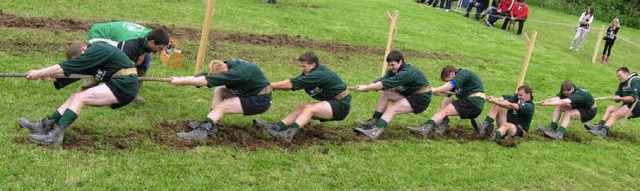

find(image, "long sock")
[203,118,214,123]
[484,116,495,123]
[57,109,78,126]
[276,121,287,131]
[602,125,610,132]
[598,120,606,125]
[372,111,383,119]
[49,110,62,121]
[426,119,437,125]
[376,119,388,128]
[494,130,502,138]
[290,123,300,129]
[550,122,559,130]
[558,126,567,134]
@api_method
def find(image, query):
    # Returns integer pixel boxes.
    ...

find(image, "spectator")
[485,0,514,27]
[601,18,620,64]
[501,0,528,35]
[570,6,594,51]
[464,0,490,20]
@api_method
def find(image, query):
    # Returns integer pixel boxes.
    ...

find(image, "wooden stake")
[592,25,605,64]
[516,31,537,92]
[381,10,399,77]
[194,0,217,74]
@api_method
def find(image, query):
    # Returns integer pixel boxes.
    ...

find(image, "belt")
[112,68,138,77]
[334,89,350,100]
[413,84,433,94]
[592,101,597,109]
[257,86,272,95]
[468,92,487,99]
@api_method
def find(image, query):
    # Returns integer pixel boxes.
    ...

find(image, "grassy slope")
[1,0,640,189]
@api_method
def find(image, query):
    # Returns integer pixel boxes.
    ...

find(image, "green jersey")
[556,86,595,109]
[290,64,351,105]
[204,59,270,97]
[451,69,485,110]
[615,73,640,99]
[503,94,535,131]
[88,22,151,42]
[58,42,138,96]
[376,63,431,98]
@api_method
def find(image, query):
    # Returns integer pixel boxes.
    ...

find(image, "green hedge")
[527,0,639,29]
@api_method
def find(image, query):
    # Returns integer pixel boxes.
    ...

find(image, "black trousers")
[502,19,526,34]
[602,40,615,57]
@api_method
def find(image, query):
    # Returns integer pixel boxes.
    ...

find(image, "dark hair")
[147,28,170,45]
[586,6,594,15]
[617,67,630,73]
[518,84,533,95]
[440,65,457,81]
[297,52,319,64]
[385,50,404,63]
[561,80,575,91]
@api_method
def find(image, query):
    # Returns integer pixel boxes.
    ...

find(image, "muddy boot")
[355,118,377,128]
[434,117,449,135]
[588,128,608,137]
[18,118,56,134]
[407,123,434,136]
[584,123,602,131]
[489,131,499,141]
[267,127,299,142]
[177,122,218,141]
[544,130,563,140]
[537,125,555,134]
[354,126,385,140]
[188,121,202,129]
[253,118,280,131]
[472,119,493,135]
[27,124,69,146]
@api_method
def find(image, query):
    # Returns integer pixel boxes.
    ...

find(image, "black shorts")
[514,124,525,137]
[321,99,350,121]
[406,93,432,114]
[578,107,597,123]
[623,102,640,118]
[106,81,135,109]
[240,94,272,116]
[452,98,482,119]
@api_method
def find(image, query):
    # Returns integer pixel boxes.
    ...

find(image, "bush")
[528,0,640,29]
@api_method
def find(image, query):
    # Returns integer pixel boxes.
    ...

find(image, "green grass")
[1,0,640,189]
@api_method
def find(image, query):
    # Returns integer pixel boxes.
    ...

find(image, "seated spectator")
[464,0,490,20]
[485,0,514,27]
[502,0,528,35]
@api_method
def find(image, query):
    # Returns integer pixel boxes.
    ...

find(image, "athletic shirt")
[556,86,595,110]
[204,59,270,97]
[615,73,640,99]
[58,42,138,97]
[290,64,351,105]
[578,12,594,29]
[451,69,485,110]
[375,63,431,98]
[503,94,535,131]
[88,22,151,42]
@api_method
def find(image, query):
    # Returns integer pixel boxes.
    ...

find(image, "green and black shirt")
[615,73,640,99]
[204,59,270,97]
[556,86,595,110]
[375,63,431,99]
[451,69,485,110]
[290,64,351,105]
[503,94,535,131]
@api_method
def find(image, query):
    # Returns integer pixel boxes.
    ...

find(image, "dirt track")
[0,10,451,60]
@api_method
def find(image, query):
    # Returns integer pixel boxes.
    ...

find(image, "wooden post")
[194,0,217,74]
[516,31,537,92]
[592,25,605,64]
[381,10,399,77]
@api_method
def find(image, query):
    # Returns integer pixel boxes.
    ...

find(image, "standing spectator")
[570,6,594,51]
[464,0,490,20]
[501,0,528,35]
[601,18,620,64]
[485,0,514,27]
[439,0,454,12]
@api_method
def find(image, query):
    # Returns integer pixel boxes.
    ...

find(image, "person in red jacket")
[485,0,514,27]
[501,0,528,35]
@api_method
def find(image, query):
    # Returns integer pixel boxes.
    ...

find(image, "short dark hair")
[617,67,630,73]
[297,52,319,64]
[386,50,404,63]
[147,28,170,45]
[440,65,457,81]
[518,84,533,95]
[561,80,575,91]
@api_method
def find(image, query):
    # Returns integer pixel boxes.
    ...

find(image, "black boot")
[27,124,69,145]
[354,125,385,139]
[267,127,299,142]
[19,118,56,134]
[177,122,218,141]
[355,118,377,128]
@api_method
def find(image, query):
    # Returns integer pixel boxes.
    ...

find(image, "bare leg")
[294,101,333,127]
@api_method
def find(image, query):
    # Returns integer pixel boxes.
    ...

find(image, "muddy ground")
[0,10,451,60]
[13,120,637,151]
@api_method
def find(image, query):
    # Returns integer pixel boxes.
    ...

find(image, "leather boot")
[18,118,56,134]
[588,128,608,137]
[354,125,385,139]
[253,118,280,131]
[177,122,218,141]
[543,130,564,140]
[472,118,493,135]
[355,118,377,128]
[267,127,299,142]
[407,123,434,136]
[584,123,602,131]
[434,117,449,135]
[27,124,69,146]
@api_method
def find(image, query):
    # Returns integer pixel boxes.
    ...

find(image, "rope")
[0,73,172,82]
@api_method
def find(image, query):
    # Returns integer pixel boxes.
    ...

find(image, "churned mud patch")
[0,10,452,60]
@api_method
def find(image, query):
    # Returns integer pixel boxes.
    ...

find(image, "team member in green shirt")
[474,85,535,141]
[538,80,597,140]
[19,42,140,145]
[585,67,640,137]
[254,52,351,142]
[408,65,485,135]
[353,51,432,139]
[170,59,272,141]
